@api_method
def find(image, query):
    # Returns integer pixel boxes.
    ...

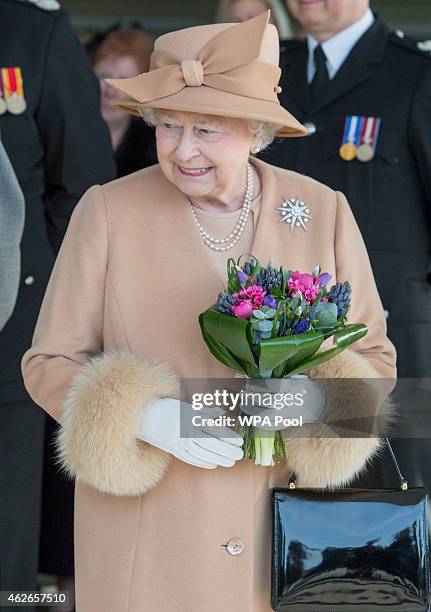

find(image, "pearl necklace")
[189,163,254,252]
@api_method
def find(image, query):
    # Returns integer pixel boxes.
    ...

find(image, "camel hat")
[106,11,307,138]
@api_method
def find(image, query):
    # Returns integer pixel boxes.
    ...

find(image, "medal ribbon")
[370,117,381,152]
[342,116,363,146]
[359,117,381,151]
[362,117,374,145]
[1,67,24,100]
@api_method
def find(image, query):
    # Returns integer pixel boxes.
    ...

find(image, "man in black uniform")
[0,0,116,606]
[261,0,431,488]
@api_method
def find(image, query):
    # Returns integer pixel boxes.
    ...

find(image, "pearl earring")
[253,145,261,154]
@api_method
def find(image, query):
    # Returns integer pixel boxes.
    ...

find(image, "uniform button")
[303,121,317,135]
[24,275,35,286]
[395,30,405,38]
[384,309,390,320]
[226,538,245,556]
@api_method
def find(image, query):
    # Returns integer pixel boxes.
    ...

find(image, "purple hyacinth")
[217,291,238,315]
[307,307,319,321]
[329,281,351,318]
[293,319,311,334]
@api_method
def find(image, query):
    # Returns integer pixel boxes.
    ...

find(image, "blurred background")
[63,0,431,41]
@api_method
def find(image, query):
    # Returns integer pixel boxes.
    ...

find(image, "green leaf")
[280,267,291,295]
[258,330,325,378]
[286,323,368,376]
[254,320,273,332]
[199,309,259,376]
[319,301,338,316]
[199,313,246,373]
[314,301,339,331]
[271,286,284,298]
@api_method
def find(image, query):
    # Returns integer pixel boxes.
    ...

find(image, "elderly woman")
[22,12,395,612]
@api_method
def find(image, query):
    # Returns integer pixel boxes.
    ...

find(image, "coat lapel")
[312,16,390,114]
[280,41,311,115]
[280,16,390,116]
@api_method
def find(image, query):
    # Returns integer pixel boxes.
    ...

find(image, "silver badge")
[276,197,312,231]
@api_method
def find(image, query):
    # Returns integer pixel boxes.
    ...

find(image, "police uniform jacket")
[261,15,431,378]
[0,0,116,404]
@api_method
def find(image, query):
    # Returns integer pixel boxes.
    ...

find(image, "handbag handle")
[288,437,409,491]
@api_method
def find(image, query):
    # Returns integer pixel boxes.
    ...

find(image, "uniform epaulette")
[389,31,431,60]
[19,0,60,11]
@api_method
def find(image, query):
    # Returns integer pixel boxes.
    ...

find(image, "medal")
[339,142,357,161]
[356,117,381,163]
[6,94,27,114]
[339,116,362,161]
[1,67,27,115]
[356,143,374,162]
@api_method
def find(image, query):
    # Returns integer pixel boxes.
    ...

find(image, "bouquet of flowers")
[199,257,368,465]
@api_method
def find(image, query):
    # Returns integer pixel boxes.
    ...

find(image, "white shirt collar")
[307,9,374,82]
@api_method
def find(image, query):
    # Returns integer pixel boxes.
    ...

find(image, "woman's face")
[95,54,141,125]
[155,110,257,200]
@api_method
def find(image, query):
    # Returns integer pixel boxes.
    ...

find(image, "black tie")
[310,45,329,104]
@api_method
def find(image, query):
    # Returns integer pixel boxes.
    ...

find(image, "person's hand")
[136,398,243,469]
[240,375,326,431]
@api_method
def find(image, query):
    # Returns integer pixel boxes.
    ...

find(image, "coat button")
[24,275,35,286]
[226,538,245,556]
[384,309,390,320]
[303,121,317,135]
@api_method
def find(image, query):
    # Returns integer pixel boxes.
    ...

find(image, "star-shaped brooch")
[276,196,312,231]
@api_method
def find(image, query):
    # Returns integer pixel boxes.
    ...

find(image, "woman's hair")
[139,107,280,152]
[214,0,294,40]
[92,29,154,73]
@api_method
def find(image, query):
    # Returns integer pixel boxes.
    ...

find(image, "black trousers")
[0,400,45,612]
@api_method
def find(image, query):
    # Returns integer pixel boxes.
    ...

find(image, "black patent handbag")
[272,439,431,611]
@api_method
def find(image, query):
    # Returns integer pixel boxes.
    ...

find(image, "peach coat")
[22,158,396,612]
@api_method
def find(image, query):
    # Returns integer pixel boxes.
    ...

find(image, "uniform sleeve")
[334,191,397,379]
[0,140,25,331]
[408,62,431,271]
[36,12,116,253]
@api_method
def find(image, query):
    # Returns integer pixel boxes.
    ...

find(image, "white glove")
[136,398,243,469]
[240,375,326,431]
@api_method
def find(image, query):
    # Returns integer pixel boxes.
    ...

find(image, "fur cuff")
[56,352,178,497]
[283,349,396,489]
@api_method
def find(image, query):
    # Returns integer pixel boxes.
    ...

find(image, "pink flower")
[231,284,266,319]
[231,300,254,319]
[288,272,320,301]
[235,285,266,309]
